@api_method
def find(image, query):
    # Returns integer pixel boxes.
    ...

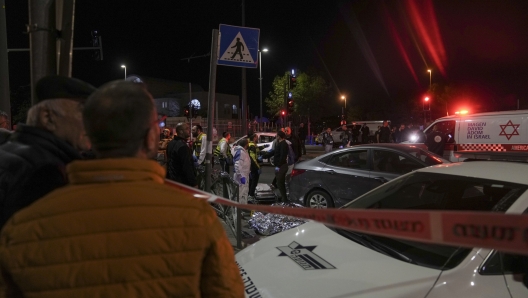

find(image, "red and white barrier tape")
[165,180,528,256]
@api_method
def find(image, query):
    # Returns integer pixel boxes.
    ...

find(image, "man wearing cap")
[0,75,95,228]
[0,80,244,297]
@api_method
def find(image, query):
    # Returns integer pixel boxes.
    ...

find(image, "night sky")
[5,0,528,118]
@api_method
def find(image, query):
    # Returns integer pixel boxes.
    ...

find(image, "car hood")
[236,221,441,298]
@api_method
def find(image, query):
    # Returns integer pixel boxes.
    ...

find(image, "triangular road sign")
[219,32,255,64]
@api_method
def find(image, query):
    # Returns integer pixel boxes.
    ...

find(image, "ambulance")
[410,110,528,162]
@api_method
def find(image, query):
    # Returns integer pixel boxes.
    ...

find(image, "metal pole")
[29,0,57,105]
[205,29,219,192]
[189,82,192,136]
[259,50,262,130]
[236,183,242,249]
[0,0,11,128]
[241,0,247,136]
[124,67,126,80]
[56,0,75,77]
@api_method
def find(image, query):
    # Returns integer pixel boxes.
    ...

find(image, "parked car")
[289,143,449,208]
[231,132,276,165]
[236,160,528,298]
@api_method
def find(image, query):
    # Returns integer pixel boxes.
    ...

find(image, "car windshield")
[336,172,527,270]
[405,147,450,166]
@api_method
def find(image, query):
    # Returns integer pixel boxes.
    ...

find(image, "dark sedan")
[289,144,450,208]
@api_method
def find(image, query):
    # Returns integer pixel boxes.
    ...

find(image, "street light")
[121,65,126,80]
[427,69,431,88]
[258,48,268,129]
[340,95,346,125]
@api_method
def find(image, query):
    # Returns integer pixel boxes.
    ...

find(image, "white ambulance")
[411,110,528,162]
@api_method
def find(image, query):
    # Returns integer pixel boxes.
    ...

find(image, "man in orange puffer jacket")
[0,81,244,297]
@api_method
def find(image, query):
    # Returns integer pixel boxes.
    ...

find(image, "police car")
[236,159,528,297]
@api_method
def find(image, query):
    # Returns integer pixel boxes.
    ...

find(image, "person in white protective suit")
[232,138,251,205]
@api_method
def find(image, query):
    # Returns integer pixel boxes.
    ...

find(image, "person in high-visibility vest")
[247,132,261,201]
[192,124,206,165]
[214,131,232,173]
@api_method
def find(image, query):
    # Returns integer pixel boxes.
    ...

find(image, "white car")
[236,161,528,297]
[231,132,276,165]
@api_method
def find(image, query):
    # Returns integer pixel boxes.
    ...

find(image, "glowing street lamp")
[340,95,347,125]
[121,65,126,80]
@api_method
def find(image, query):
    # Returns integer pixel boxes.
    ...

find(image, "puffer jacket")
[0,158,244,298]
[0,124,81,228]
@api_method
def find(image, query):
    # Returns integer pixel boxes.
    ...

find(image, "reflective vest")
[214,137,232,158]
[248,141,260,170]
[193,132,205,157]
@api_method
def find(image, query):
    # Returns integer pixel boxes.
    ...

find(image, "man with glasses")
[0,76,95,228]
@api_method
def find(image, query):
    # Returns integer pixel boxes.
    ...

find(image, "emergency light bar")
[455,151,528,162]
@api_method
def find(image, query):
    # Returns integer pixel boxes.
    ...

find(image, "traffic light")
[183,106,190,118]
[281,110,285,117]
[289,75,297,89]
[288,100,294,114]
[423,97,430,111]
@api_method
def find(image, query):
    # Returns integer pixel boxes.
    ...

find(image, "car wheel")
[305,190,334,208]
[269,156,274,166]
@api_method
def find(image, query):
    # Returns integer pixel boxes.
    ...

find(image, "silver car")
[289,144,450,208]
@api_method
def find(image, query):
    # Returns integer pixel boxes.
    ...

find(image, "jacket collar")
[67,158,166,185]
[11,124,81,162]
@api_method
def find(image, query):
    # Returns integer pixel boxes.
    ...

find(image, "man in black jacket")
[273,131,289,202]
[0,75,95,228]
[285,127,301,162]
[166,122,197,188]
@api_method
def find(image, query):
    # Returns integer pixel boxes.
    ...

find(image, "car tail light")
[291,169,306,178]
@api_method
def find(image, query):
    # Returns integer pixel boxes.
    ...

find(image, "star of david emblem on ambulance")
[499,120,520,140]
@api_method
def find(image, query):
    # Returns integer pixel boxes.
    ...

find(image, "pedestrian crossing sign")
[218,24,260,68]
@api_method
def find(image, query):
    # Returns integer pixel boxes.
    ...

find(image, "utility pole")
[241,0,247,136]
[28,0,57,105]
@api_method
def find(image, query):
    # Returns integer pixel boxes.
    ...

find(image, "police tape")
[164,180,528,256]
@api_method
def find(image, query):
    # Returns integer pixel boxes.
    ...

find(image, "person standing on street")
[247,132,261,200]
[0,80,244,297]
[352,125,359,144]
[340,124,352,148]
[273,131,289,202]
[166,122,198,188]
[192,124,207,165]
[322,127,334,153]
[298,122,307,155]
[395,124,406,143]
[361,124,370,144]
[285,127,301,162]
[425,124,447,157]
[379,121,391,143]
[0,75,95,228]
[233,138,251,205]
[214,131,232,173]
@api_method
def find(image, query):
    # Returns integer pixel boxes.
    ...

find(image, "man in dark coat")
[379,121,392,143]
[166,122,197,188]
[0,75,95,228]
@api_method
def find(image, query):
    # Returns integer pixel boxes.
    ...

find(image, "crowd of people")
[319,120,446,156]
[0,76,245,297]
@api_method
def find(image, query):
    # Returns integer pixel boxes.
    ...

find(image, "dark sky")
[6,0,528,117]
